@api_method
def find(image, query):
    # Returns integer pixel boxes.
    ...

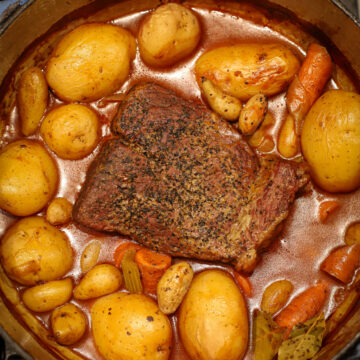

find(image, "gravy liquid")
[1,6,359,360]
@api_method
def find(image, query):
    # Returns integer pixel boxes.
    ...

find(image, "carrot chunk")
[318,200,340,222]
[275,283,328,335]
[287,43,332,134]
[233,270,252,297]
[321,244,360,283]
[135,248,172,294]
[114,242,142,267]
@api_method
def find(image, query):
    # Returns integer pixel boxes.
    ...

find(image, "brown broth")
[0,6,359,360]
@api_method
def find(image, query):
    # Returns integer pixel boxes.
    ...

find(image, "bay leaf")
[253,310,285,360]
[278,312,326,360]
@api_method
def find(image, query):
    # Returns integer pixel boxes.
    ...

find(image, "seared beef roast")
[73,83,309,272]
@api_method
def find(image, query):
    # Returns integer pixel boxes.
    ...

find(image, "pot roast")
[73,83,309,272]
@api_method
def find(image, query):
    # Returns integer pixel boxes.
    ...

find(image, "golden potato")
[138,3,200,67]
[0,216,73,285]
[46,197,72,225]
[40,104,99,160]
[179,270,248,360]
[195,44,300,101]
[80,240,101,273]
[46,23,136,102]
[239,93,268,135]
[260,280,293,315]
[157,261,193,315]
[301,90,360,192]
[345,222,360,245]
[73,264,122,300]
[91,293,172,360]
[0,140,58,216]
[51,303,87,345]
[201,78,242,121]
[17,67,48,136]
[22,278,73,312]
[278,114,299,158]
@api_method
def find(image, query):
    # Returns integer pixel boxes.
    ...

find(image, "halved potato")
[46,23,136,102]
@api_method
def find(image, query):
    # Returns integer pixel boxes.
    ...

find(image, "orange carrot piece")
[318,200,340,222]
[233,271,252,297]
[287,43,332,134]
[320,245,360,283]
[114,242,142,267]
[275,283,328,335]
[135,248,172,294]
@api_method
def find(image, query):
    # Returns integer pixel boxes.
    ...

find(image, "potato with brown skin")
[157,261,193,315]
[22,278,73,312]
[195,43,300,101]
[40,104,99,160]
[138,3,200,67]
[73,264,122,300]
[17,67,48,136]
[261,280,293,315]
[51,303,86,345]
[239,93,268,135]
[301,90,360,192]
[46,197,72,225]
[179,270,248,360]
[80,240,101,273]
[0,140,58,216]
[0,217,73,285]
[46,23,136,102]
[91,293,172,360]
[201,78,242,121]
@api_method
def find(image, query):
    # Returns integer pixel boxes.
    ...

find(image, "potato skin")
[91,292,172,360]
[17,67,48,136]
[40,104,99,160]
[195,44,300,101]
[0,140,58,216]
[51,303,87,345]
[46,23,136,102]
[138,3,200,67]
[46,197,72,225]
[301,90,360,192]
[0,216,73,285]
[80,240,101,273]
[179,270,248,360]
[22,278,73,312]
[261,280,293,315]
[73,264,122,300]
[157,261,193,314]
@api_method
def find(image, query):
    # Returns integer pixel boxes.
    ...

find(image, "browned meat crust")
[73,83,309,272]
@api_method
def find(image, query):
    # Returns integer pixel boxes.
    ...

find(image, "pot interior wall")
[0,0,360,359]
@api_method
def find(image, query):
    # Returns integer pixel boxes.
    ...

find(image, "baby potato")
[40,104,99,160]
[301,90,360,192]
[138,3,200,67]
[22,278,73,312]
[278,114,299,158]
[46,23,136,102]
[239,93,268,135]
[0,140,58,216]
[73,264,122,300]
[0,216,73,285]
[17,67,48,136]
[195,44,300,101]
[157,261,193,315]
[345,222,360,245]
[46,197,72,225]
[80,240,101,273]
[179,270,248,360]
[51,303,86,345]
[201,78,242,121]
[261,280,293,315]
[91,293,172,360]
